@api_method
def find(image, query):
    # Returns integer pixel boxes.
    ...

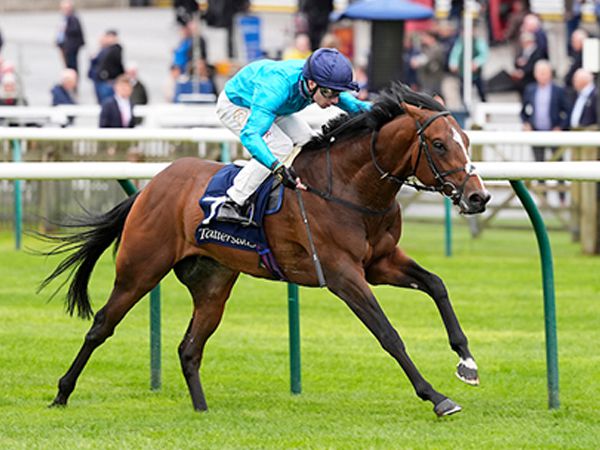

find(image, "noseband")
[371,110,476,205]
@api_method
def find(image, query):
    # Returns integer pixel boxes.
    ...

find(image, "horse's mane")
[302,82,446,152]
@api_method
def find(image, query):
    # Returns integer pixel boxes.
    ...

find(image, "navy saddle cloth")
[195,164,285,279]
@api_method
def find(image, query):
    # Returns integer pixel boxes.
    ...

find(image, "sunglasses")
[318,86,341,99]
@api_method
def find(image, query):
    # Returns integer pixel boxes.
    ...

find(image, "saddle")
[195,164,285,279]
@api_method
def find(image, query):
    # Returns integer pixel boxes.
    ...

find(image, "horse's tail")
[38,193,139,320]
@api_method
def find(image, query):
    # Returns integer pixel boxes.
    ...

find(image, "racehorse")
[41,83,490,417]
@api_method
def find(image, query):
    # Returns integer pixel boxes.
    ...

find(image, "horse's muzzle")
[460,190,491,215]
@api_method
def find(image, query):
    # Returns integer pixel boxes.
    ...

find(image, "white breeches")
[215,91,315,205]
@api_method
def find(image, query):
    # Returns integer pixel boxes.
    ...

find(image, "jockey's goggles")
[318,86,341,99]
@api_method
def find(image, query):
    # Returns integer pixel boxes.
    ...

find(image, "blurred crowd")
[0,0,599,137]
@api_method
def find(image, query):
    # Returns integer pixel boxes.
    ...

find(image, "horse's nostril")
[468,191,491,207]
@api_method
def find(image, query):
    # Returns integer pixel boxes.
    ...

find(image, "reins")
[303,133,397,216]
[301,109,466,215]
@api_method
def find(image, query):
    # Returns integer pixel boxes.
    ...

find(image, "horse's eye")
[433,141,445,152]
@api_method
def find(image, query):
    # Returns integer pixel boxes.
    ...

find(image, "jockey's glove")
[272,163,299,190]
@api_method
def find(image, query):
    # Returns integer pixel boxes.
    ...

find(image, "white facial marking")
[451,126,484,184]
[451,126,470,161]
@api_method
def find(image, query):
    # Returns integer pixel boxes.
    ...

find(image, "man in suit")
[99,74,135,128]
[564,29,587,95]
[521,60,570,137]
[511,32,546,99]
[569,68,597,129]
[51,68,78,126]
[56,0,85,74]
[51,68,77,106]
[94,29,125,104]
[521,60,570,202]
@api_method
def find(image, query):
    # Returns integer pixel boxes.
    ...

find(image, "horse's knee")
[415,271,448,300]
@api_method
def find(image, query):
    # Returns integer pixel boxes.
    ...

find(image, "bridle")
[302,109,476,215]
[370,110,476,205]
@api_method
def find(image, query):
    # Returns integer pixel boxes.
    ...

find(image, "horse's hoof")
[456,357,479,386]
[434,398,462,417]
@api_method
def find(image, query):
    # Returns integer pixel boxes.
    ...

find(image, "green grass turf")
[0,222,599,449]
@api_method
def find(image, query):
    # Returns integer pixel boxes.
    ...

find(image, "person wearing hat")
[214,47,370,225]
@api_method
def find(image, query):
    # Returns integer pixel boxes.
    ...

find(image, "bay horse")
[42,84,490,417]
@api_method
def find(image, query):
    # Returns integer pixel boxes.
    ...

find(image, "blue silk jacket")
[224,58,371,169]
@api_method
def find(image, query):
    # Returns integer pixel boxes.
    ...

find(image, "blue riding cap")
[302,48,359,92]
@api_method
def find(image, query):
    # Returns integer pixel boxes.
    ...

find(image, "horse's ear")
[401,102,424,120]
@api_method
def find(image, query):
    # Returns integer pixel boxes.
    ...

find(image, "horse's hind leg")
[174,256,239,411]
[51,240,175,407]
[366,247,479,386]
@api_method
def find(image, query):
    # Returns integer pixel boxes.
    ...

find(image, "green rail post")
[118,179,162,391]
[288,283,301,394]
[444,197,452,257]
[510,180,559,409]
[12,139,22,250]
[220,143,231,163]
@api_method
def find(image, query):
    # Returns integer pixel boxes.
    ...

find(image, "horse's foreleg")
[51,240,176,407]
[174,256,239,411]
[366,248,479,386]
[327,263,461,417]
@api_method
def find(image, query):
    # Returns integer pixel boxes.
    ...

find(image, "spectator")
[56,0,85,74]
[174,0,199,26]
[565,0,583,55]
[0,59,24,95]
[51,68,78,106]
[173,21,207,74]
[448,27,489,103]
[520,60,569,201]
[126,63,148,125]
[0,72,27,106]
[88,32,111,103]
[564,29,587,94]
[174,58,217,103]
[282,33,312,60]
[299,0,334,51]
[51,68,78,126]
[520,13,548,59]
[99,74,135,128]
[434,19,458,73]
[319,32,341,50]
[511,32,545,98]
[97,29,125,82]
[126,63,148,106]
[569,68,597,129]
[502,0,529,51]
[410,31,445,96]
[354,64,370,100]
[521,61,569,134]
[95,29,125,103]
[204,0,249,58]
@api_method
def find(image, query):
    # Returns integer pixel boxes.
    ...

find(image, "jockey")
[215,47,371,225]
